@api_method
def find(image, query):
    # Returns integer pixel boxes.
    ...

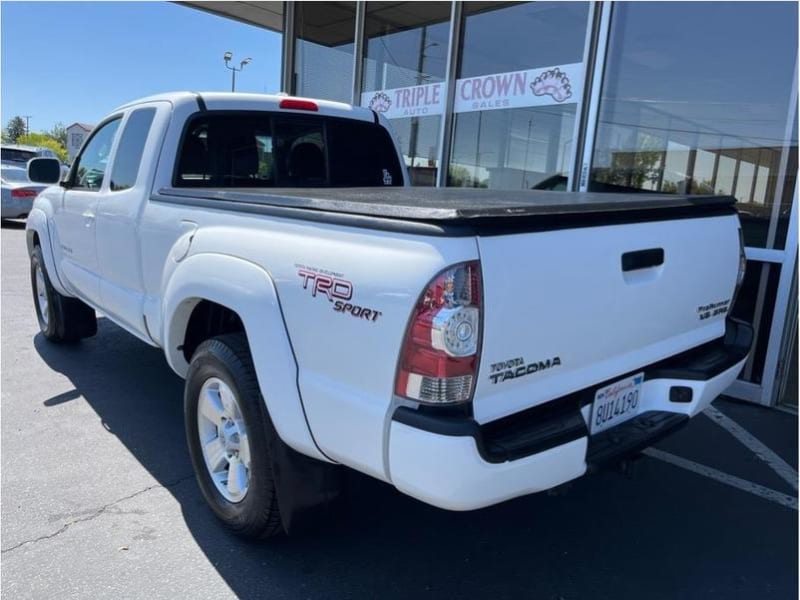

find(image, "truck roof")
[113,92,376,122]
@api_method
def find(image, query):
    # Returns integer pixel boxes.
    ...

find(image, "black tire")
[184,333,284,539]
[30,245,97,342]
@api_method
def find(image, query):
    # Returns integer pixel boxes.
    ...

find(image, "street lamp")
[223,52,252,92]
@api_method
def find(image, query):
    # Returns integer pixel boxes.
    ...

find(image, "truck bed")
[154,187,736,236]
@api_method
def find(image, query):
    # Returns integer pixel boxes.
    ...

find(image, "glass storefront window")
[448,2,590,190]
[590,1,798,250]
[294,2,356,103]
[361,1,451,186]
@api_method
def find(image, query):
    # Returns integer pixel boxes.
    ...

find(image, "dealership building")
[184,1,798,409]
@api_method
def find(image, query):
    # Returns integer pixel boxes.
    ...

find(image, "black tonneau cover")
[154,187,737,236]
[160,187,735,221]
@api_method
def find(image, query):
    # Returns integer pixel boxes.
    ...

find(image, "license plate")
[590,373,644,434]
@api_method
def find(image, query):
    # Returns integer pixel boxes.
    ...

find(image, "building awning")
[177,1,285,33]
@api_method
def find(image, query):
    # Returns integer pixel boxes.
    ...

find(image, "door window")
[72,118,121,191]
[110,108,156,192]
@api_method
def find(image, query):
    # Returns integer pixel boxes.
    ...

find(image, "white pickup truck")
[26,92,752,539]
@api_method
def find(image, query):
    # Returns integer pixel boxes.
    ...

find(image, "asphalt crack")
[1,474,195,554]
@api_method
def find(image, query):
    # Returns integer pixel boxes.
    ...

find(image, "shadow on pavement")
[34,318,798,600]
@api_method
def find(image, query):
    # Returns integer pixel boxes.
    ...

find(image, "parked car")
[1,165,47,219]
[25,92,752,539]
[1,144,69,179]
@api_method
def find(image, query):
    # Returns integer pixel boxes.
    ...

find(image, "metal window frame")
[281,1,296,94]
[351,1,366,105]
[566,1,602,191]
[759,179,799,406]
[434,1,463,188]
[736,55,798,403]
[576,1,613,192]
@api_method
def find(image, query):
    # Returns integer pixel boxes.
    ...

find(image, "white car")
[1,166,46,218]
[25,92,752,539]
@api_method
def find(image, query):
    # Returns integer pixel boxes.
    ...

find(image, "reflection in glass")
[361,2,451,185]
[448,2,589,190]
[294,2,356,103]
[590,1,798,249]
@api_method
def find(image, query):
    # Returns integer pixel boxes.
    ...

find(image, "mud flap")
[264,418,343,535]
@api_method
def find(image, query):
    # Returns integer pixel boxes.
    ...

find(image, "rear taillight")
[11,188,37,199]
[279,98,319,111]
[395,261,482,404]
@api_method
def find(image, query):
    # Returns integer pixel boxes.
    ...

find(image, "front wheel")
[184,334,283,539]
[30,245,97,342]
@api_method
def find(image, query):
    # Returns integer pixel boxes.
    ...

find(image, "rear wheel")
[30,245,97,342]
[184,334,283,539]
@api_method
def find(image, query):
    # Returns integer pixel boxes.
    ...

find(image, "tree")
[5,116,27,143]
[47,122,67,148]
[16,133,68,163]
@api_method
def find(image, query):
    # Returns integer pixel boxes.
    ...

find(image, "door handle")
[621,248,664,272]
[82,211,95,227]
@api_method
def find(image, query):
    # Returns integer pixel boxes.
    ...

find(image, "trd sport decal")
[296,265,382,322]
[489,356,561,384]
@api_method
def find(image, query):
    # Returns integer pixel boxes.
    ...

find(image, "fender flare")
[25,208,69,296]
[162,252,330,463]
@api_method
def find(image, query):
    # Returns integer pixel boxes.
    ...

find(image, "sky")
[1,1,283,132]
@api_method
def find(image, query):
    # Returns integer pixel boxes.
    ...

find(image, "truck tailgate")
[473,213,741,423]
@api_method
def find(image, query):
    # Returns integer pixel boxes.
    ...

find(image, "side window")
[72,119,121,191]
[110,108,156,191]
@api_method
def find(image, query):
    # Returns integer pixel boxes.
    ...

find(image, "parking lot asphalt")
[1,220,797,599]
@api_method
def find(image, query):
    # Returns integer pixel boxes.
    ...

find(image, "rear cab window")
[173,112,403,188]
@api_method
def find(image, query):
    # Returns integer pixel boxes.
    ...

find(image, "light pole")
[223,52,252,92]
[23,115,32,135]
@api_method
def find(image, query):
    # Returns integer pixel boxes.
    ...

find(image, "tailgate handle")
[622,248,664,271]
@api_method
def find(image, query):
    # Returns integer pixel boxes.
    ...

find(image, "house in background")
[65,122,93,162]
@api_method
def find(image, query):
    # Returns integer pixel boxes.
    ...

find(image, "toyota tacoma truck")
[25,92,752,539]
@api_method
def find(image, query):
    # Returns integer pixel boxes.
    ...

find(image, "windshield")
[1,148,37,163]
[1,168,30,183]
[174,112,404,188]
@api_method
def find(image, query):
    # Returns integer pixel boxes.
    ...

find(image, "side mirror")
[27,157,62,185]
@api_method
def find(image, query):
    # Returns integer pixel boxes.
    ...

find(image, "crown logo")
[368,92,392,113]
[530,68,572,103]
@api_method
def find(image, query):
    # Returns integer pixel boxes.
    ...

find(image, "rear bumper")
[388,318,752,511]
